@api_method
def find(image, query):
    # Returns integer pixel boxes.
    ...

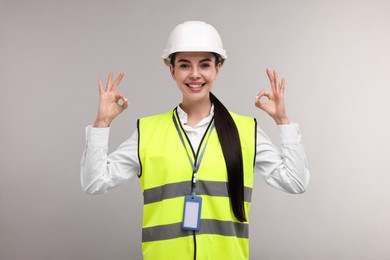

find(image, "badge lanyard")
[173,111,215,231]
[172,112,215,196]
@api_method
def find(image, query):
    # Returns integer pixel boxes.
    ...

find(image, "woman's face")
[170,52,220,104]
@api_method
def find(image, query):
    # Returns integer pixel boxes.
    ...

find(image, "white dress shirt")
[81,106,310,195]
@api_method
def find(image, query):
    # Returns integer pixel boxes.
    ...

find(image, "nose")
[189,67,200,79]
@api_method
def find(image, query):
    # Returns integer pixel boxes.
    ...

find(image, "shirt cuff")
[277,123,302,145]
[85,125,110,148]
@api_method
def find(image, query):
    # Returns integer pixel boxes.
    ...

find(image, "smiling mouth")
[185,83,206,89]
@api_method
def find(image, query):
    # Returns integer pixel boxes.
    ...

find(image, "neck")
[180,98,212,127]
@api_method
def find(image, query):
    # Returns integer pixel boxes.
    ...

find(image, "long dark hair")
[170,53,246,222]
[210,92,246,222]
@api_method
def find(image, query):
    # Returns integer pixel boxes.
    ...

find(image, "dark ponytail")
[210,92,246,222]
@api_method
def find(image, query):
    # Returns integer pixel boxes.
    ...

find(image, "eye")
[200,63,211,69]
[179,63,190,69]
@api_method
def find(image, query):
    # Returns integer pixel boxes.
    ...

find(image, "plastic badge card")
[182,195,202,231]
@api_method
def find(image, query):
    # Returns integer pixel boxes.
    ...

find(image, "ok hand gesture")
[93,72,129,128]
[255,68,290,125]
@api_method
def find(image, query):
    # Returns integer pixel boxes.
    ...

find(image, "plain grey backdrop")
[1,0,389,259]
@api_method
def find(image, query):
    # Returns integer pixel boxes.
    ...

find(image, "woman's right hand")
[93,72,129,128]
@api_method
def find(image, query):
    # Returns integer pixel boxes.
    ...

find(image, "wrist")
[93,118,111,128]
[274,116,290,125]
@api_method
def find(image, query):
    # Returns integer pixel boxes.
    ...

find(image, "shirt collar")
[177,104,214,128]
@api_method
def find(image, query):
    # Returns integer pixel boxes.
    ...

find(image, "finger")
[266,68,276,92]
[115,93,129,109]
[273,70,279,81]
[106,72,113,91]
[273,70,280,91]
[256,90,265,99]
[255,90,272,107]
[255,100,264,109]
[112,72,124,92]
[256,90,272,100]
[255,94,268,109]
[114,93,127,102]
[266,68,273,83]
[122,98,129,110]
[98,79,104,95]
[280,77,286,94]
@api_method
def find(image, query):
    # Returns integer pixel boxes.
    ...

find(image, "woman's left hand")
[255,68,291,125]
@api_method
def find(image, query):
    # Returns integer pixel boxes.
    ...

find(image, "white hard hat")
[162,21,227,65]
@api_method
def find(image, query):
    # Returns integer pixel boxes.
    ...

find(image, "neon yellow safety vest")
[137,108,256,260]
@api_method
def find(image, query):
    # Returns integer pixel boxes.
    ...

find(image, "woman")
[81,21,309,260]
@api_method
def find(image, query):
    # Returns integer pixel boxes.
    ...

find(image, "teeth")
[188,84,203,88]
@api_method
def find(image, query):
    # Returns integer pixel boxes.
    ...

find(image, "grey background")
[1,0,389,259]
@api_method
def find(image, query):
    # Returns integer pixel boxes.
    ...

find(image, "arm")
[80,72,138,194]
[254,68,309,193]
[255,123,309,193]
[80,128,140,194]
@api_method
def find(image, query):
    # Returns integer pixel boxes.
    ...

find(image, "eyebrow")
[177,58,213,63]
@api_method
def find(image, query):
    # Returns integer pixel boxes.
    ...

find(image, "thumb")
[122,98,129,111]
[115,93,129,111]
[255,90,270,109]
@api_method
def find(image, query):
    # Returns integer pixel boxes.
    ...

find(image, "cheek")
[208,71,218,81]
[171,70,181,80]
[176,72,187,81]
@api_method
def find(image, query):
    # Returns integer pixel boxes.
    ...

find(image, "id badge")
[182,195,202,231]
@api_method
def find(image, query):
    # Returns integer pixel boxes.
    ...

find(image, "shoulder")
[228,111,256,125]
[138,110,174,125]
[137,110,176,142]
[228,111,257,137]
[227,111,256,152]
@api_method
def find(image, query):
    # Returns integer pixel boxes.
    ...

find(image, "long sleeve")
[255,123,310,193]
[80,119,309,195]
[80,126,140,194]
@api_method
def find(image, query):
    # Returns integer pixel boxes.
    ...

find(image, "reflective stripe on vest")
[143,180,253,205]
[137,109,256,260]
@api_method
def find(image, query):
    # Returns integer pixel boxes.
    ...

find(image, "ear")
[215,63,221,77]
[169,64,175,79]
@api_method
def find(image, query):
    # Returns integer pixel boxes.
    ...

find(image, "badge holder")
[182,195,202,231]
